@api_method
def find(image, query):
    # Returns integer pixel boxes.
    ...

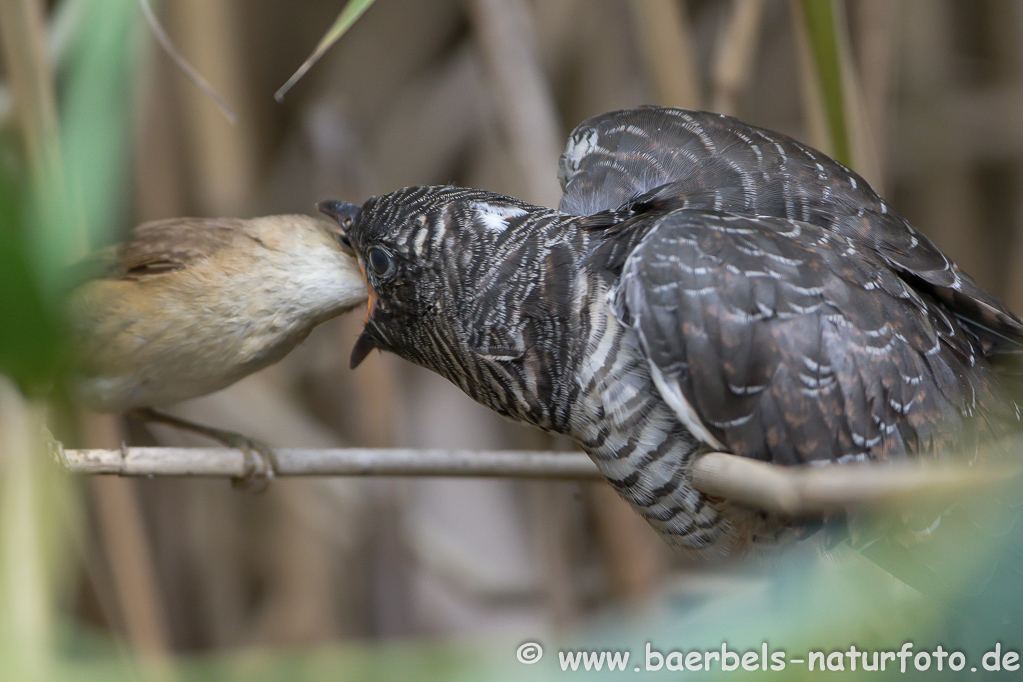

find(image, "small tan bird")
[65,211,367,486]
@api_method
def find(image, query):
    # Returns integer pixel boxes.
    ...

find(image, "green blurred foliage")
[1,1,136,680]
[275,0,378,101]
[0,133,61,391]
[56,0,136,253]
[799,0,850,166]
[0,0,136,390]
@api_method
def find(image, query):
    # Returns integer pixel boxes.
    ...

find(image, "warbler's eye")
[367,246,394,278]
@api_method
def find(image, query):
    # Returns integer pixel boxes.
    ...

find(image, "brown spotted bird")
[320,107,1021,555]
[67,213,367,485]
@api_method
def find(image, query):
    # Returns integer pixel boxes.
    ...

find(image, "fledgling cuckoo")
[320,107,1022,556]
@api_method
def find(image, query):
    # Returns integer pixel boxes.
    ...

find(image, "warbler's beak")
[337,235,355,256]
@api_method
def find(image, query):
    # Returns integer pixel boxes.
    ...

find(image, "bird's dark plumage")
[615,210,1012,467]
[323,107,1022,555]
[561,107,1023,359]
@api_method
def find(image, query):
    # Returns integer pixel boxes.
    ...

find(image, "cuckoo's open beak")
[317,199,360,254]
[350,328,378,369]
[349,258,380,369]
[318,199,380,368]
[317,199,360,229]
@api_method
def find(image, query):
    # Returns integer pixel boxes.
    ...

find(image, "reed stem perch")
[57,447,1017,517]
[691,451,1017,517]
[58,446,603,480]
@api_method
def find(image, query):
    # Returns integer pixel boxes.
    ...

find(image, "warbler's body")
[69,214,366,413]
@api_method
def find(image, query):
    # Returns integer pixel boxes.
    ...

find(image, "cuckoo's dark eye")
[367,246,394,278]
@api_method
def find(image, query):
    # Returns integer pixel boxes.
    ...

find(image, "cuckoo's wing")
[562,107,1023,357]
[613,209,1018,466]
[559,107,791,215]
[559,107,893,219]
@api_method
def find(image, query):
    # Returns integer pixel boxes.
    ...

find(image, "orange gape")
[358,259,377,323]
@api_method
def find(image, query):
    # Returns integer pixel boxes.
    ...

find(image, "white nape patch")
[645,358,727,450]
[413,228,429,256]
[472,202,527,232]
[557,128,599,186]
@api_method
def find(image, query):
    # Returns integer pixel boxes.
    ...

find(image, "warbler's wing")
[114,217,253,279]
[612,209,1017,466]
[64,217,252,286]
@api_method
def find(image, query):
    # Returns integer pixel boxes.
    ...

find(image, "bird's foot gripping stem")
[130,408,278,491]
[220,432,278,492]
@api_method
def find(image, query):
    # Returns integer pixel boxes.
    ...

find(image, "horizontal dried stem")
[692,451,1018,517]
[58,447,603,479]
[58,447,1018,518]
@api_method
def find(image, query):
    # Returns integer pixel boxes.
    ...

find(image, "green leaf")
[798,0,850,166]
[0,137,60,391]
[58,0,137,252]
[274,0,377,102]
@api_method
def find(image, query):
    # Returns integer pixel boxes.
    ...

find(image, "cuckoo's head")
[318,186,560,384]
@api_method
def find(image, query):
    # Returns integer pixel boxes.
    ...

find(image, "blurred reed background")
[2,0,1023,680]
